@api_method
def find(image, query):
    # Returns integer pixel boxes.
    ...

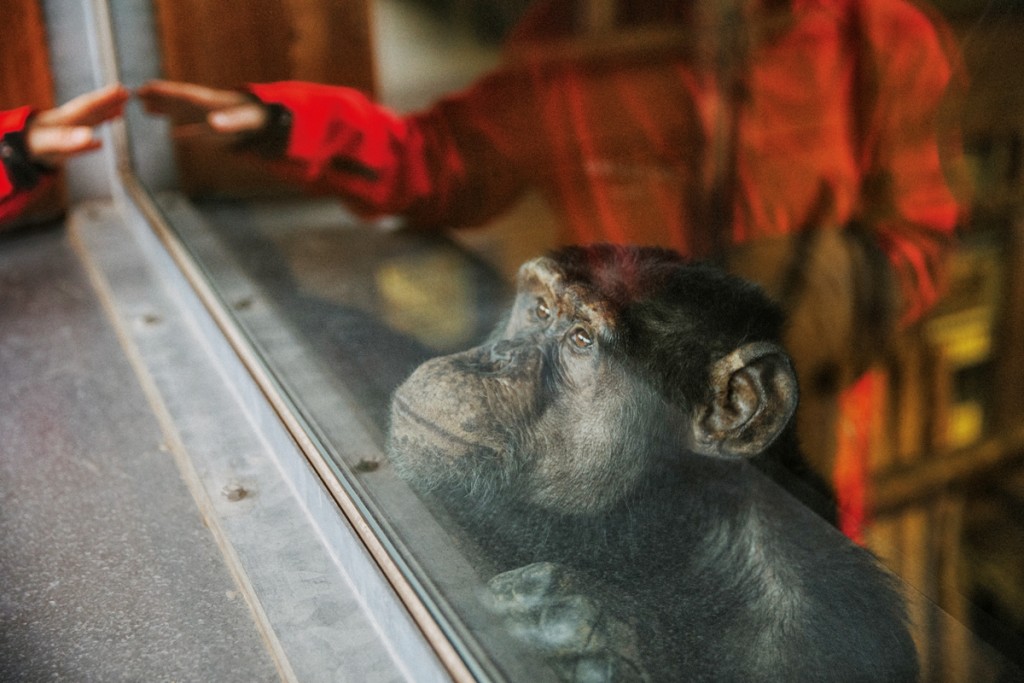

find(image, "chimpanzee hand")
[482,562,650,683]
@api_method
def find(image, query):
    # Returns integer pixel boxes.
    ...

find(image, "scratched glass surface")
[120,1,1024,680]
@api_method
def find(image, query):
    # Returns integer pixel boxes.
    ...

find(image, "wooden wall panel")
[1,0,63,224]
[0,1,54,111]
[152,0,377,197]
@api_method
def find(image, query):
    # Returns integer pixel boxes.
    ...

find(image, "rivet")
[222,483,248,502]
[354,459,380,473]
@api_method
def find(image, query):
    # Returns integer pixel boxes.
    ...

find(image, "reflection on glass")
[121,0,1024,679]
[135,0,965,493]
[388,244,916,680]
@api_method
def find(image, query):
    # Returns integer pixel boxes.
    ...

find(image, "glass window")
[116,1,1024,680]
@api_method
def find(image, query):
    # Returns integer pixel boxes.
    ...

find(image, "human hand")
[26,83,130,166]
[136,80,268,136]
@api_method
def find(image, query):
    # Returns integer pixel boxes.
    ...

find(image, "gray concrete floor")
[0,224,280,682]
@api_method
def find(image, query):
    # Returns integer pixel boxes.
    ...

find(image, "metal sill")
[70,196,452,682]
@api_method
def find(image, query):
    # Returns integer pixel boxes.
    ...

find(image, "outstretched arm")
[26,83,130,166]
[1,84,129,224]
[139,76,532,229]
[135,80,268,136]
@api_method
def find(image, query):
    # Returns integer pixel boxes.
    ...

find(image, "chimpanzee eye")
[569,327,593,349]
[535,298,552,321]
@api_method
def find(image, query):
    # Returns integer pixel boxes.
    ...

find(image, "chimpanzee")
[387,244,916,682]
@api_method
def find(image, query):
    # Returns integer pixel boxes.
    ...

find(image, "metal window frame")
[49,0,513,680]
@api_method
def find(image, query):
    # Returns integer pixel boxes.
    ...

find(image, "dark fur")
[388,244,917,681]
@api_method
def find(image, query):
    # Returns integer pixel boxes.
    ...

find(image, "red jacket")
[248,0,962,323]
[0,106,53,225]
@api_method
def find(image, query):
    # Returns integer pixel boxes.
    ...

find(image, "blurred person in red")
[139,0,966,538]
[1,84,129,225]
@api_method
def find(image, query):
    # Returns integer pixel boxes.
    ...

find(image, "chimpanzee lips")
[390,395,497,454]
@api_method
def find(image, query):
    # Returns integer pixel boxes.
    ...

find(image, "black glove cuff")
[234,102,293,158]
[0,129,53,191]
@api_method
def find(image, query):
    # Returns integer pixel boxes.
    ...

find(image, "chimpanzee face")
[387,245,797,515]
[389,254,679,513]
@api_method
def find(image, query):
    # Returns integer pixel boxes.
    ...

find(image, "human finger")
[26,125,100,164]
[208,103,268,134]
[35,84,129,127]
[136,80,249,117]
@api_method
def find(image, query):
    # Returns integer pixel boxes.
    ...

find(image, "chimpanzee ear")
[689,342,798,458]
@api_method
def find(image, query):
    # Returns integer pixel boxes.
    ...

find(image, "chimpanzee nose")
[488,339,519,366]
[457,337,540,377]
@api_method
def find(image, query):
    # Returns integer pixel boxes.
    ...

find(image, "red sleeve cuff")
[0,106,37,197]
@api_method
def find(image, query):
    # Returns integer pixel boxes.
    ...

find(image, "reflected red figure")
[140,0,966,535]
[248,0,962,324]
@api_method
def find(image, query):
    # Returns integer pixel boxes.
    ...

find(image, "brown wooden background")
[152,0,377,197]
[0,0,61,226]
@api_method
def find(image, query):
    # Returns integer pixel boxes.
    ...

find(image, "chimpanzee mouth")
[390,395,496,454]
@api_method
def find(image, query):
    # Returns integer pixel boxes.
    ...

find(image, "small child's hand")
[26,83,129,166]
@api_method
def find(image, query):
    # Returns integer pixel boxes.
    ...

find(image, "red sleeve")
[248,74,533,229]
[0,106,52,225]
[859,0,965,324]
